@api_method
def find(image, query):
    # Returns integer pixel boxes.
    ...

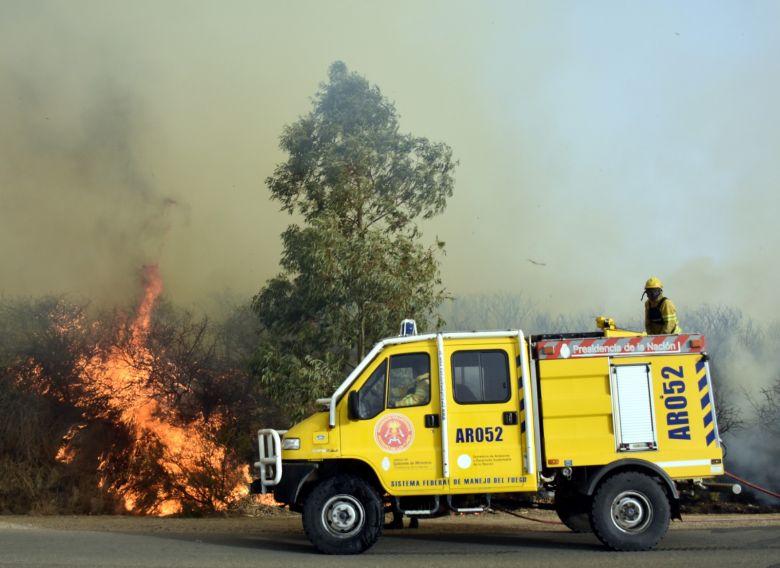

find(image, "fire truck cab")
[253,320,724,554]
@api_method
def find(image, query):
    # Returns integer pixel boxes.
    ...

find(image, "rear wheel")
[554,492,592,533]
[302,475,383,554]
[591,472,670,551]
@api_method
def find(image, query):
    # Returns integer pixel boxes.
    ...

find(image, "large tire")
[590,472,670,551]
[302,475,383,554]
[554,492,592,533]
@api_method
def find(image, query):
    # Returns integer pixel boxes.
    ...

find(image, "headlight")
[282,437,300,450]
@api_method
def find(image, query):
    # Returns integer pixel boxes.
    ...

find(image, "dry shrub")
[1,295,274,515]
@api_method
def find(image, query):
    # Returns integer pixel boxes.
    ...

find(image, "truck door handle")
[425,414,440,428]
[503,411,518,425]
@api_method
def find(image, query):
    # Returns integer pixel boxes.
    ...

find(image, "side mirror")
[348,391,362,420]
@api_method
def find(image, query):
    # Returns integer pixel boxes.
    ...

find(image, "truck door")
[443,339,536,492]
[338,344,445,493]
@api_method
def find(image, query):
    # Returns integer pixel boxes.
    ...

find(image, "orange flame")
[54,264,249,515]
[55,423,87,464]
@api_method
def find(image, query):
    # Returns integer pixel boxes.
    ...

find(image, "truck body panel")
[535,333,722,480]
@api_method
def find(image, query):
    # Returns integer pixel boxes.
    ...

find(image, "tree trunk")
[358,307,366,361]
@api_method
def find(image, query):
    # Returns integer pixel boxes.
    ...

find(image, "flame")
[55,424,87,464]
[53,264,249,515]
[255,492,280,507]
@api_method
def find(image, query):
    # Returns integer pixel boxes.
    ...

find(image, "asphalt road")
[0,514,778,568]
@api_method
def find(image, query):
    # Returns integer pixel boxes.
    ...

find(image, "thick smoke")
[3,3,780,322]
[715,333,780,502]
[0,47,182,306]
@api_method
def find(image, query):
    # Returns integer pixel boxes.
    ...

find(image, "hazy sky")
[2,1,779,326]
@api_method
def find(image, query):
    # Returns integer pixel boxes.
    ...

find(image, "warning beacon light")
[399,319,417,336]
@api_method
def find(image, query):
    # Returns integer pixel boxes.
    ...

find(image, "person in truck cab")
[643,276,681,335]
[392,370,430,407]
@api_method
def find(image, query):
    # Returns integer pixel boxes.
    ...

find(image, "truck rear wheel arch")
[584,460,677,497]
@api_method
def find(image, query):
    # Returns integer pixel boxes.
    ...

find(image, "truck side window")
[388,353,431,408]
[451,350,510,404]
[358,360,387,419]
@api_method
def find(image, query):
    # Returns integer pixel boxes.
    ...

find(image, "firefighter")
[394,371,430,407]
[643,277,681,335]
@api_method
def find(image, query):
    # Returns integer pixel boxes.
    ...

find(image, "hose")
[724,470,780,500]
[491,505,562,525]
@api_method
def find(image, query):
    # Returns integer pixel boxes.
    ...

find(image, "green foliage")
[254,62,456,422]
[254,348,340,423]
[268,61,454,231]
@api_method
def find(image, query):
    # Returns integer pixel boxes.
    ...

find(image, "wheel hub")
[322,494,365,538]
[611,491,652,533]
[330,502,357,529]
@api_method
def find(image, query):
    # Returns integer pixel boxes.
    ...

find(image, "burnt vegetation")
[0,295,278,514]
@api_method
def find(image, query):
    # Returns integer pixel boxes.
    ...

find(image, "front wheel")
[591,472,670,551]
[302,475,383,554]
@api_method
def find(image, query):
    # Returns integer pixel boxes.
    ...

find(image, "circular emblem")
[560,344,571,359]
[375,413,414,453]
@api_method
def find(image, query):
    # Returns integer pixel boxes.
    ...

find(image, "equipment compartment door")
[611,363,658,452]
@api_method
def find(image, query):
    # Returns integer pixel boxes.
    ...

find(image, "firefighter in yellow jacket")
[643,277,681,334]
[392,372,430,407]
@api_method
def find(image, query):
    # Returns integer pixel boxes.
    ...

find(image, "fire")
[255,493,279,507]
[53,264,250,515]
[55,423,87,464]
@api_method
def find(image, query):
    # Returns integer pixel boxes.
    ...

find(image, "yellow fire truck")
[253,319,725,554]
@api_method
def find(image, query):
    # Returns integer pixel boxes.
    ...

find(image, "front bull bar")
[254,428,285,493]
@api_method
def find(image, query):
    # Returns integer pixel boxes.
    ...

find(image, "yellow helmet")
[645,276,663,289]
